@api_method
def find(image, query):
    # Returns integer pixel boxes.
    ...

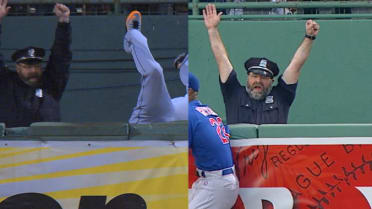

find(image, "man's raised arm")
[0,0,10,24]
[44,3,72,99]
[282,19,320,84]
[0,0,10,70]
[204,4,233,83]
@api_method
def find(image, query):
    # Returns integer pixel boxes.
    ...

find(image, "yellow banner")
[0,140,188,209]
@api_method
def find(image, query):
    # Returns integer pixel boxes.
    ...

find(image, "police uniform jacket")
[220,70,297,125]
[0,23,72,127]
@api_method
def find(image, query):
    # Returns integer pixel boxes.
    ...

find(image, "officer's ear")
[188,88,193,94]
[15,64,21,73]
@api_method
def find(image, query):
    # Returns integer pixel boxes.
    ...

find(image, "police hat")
[189,72,200,92]
[244,57,279,78]
[11,47,45,64]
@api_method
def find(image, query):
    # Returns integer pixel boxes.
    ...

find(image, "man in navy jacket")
[0,1,72,127]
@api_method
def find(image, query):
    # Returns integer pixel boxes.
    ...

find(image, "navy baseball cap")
[11,46,45,64]
[244,57,279,78]
[189,72,199,92]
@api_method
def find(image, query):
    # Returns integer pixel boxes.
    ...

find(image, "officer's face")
[246,72,273,100]
[16,62,43,87]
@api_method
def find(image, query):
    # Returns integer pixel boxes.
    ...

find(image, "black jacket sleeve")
[219,70,242,103]
[0,24,6,73]
[43,22,72,100]
[0,24,11,79]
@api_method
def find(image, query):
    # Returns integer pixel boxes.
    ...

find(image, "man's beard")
[246,82,272,100]
[20,74,42,87]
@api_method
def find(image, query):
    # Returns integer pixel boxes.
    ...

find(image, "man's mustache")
[252,82,264,88]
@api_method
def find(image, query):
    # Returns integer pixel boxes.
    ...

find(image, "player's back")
[189,100,234,171]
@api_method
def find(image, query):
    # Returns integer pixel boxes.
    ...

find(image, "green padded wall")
[229,124,258,139]
[129,120,188,141]
[0,121,187,141]
[258,124,372,138]
[189,19,372,124]
[29,122,129,137]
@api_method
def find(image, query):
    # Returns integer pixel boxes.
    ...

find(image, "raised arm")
[0,0,10,70]
[282,19,320,84]
[51,3,71,52]
[203,4,233,83]
[54,3,69,23]
[0,0,10,23]
[44,3,72,99]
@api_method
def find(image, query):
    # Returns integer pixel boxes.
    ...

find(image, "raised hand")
[0,0,11,22]
[54,3,70,23]
[306,19,320,37]
[203,4,223,30]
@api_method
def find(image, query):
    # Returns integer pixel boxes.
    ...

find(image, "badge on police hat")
[265,96,274,104]
[28,48,36,58]
[11,46,45,63]
[244,57,280,78]
[259,59,267,68]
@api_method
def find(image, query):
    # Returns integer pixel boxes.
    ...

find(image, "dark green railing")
[10,0,185,3]
[8,0,186,15]
[189,1,372,19]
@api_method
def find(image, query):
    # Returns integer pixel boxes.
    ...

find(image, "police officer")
[189,72,239,209]
[203,4,319,124]
[0,1,72,127]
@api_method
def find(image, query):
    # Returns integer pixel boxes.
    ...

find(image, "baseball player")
[189,72,239,209]
[204,4,319,124]
[124,10,188,124]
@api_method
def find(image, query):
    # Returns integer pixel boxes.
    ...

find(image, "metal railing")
[9,0,186,3]
[189,1,372,19]
[7,0,188,16]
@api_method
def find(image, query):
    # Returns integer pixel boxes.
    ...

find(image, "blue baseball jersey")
[189,100,234,171]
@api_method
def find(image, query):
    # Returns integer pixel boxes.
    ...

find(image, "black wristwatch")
[305,34,316,40]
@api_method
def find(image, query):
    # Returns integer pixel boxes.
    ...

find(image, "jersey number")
[209,117,230,144]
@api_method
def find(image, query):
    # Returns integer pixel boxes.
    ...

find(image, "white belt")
[196,166,235,178]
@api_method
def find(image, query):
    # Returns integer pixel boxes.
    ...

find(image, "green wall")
[189,19,372,124]
[1,15,187,123]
